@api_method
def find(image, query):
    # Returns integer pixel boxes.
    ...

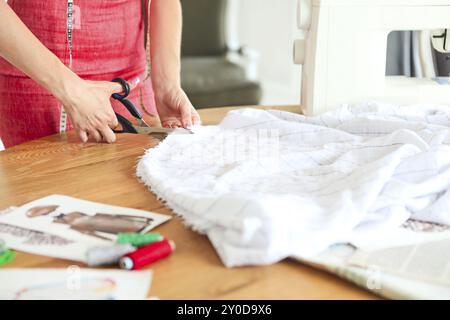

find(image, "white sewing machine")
[294,0,450,115]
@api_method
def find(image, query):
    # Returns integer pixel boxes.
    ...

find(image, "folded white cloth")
[137,102,450,267]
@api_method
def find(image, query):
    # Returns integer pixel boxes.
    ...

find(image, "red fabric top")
[0,0,157,147]
[1,0,147,80]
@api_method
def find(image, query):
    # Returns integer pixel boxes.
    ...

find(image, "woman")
[0,0,200,148]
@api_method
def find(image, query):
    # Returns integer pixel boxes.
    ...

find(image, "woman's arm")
[150,0,200,128]
[0,1,122,143]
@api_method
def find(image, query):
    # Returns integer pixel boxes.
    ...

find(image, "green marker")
[116,232,163,247]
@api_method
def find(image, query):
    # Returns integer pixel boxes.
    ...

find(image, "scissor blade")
[134,126,193,135]
[137,118,152,128]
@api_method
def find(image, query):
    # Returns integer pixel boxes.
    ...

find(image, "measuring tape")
[59,0,74,133]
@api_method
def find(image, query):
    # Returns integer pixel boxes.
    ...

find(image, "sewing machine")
[294,0,450,115]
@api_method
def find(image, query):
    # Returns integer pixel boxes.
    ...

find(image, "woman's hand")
[0,2,120,144]
[155,85,201,129]
[59,78,123,143]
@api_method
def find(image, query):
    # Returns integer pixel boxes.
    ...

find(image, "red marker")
[119,239,175,270]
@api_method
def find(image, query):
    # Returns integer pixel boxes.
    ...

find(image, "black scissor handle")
[111,77,144,134]
[111,78,130,100]
[111,77,143,119]
[120,98,143,120]
[113,112,138,134]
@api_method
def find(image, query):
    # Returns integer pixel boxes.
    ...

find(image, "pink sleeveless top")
[0,0,157,147]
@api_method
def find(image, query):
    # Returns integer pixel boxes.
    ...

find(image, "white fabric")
[137,102,450,267]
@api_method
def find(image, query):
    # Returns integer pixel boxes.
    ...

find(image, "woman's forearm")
[149,0,200,128]
[0,1,81,103]
[149,0,182,92]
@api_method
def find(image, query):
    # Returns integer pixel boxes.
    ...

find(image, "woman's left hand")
[155,86,201,129]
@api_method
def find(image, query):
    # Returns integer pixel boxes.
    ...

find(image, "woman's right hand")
[59,78,123,143]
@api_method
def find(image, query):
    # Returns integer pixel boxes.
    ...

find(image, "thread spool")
[0,250,15,267]
[0,239,15,267]
[86,243,136,267]
[119,239,175,270]
[116,232,163,247]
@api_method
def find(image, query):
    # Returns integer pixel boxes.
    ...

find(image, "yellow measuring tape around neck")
[59,0,74,133]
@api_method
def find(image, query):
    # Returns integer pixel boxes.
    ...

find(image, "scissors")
[110,77,193,136]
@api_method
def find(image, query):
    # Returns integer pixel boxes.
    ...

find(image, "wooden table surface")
[0,105,376,299]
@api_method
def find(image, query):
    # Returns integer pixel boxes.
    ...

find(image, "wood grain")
[0,105,377,299]
[199,104,303,125]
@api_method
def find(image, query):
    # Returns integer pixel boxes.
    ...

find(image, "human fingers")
[88,129,102,143]
[107,81,124,95]
[161,119,182,128]
[107,109,119,129]
[78,129,88,143]
[191,107,201,126]
[180,102,193,128]
[99,125,116,143]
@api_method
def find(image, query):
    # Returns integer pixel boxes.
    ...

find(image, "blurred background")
[179,0,450,110]
[180,0,302,109]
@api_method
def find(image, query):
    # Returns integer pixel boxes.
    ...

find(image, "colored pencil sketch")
[0,269,152,300]
[0,222,72,245]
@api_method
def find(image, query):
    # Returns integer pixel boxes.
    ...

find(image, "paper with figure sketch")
[0,195,171,262]
[347,238,450,286]
[292,219,450,299]
[344,219,450,286]
[0,268,152,300]
[296,243,450,300]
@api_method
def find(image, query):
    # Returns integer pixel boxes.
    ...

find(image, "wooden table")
[0,105,376,299]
